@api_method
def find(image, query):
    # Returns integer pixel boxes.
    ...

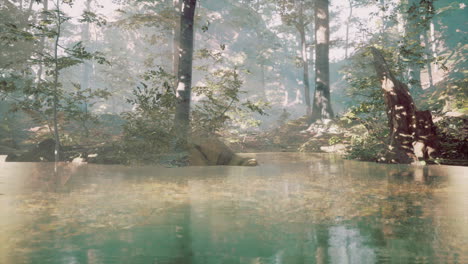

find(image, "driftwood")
[370,47,439,163]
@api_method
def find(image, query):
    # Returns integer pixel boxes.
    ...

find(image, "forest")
[0,0,467,263]
[0,0,466,165]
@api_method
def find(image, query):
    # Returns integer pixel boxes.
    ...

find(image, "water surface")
[1,153,467,263]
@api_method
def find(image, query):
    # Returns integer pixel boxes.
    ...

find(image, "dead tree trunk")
[370,47,438,163]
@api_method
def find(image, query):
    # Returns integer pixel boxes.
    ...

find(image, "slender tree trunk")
[283,89,289,106]
[283,68,295,105]
[423,32,434,89]
[172,0,181,87]
[255,26,267,99]
[53,0,62,163]
[345,0,353,59]
[26,0,34,18]
[255,23,267,99]
[260,61,266,98]
[379,0,386,34]
[311,0,333,122]
[295,0,311,115]
[81,0,92,137]
[173,0,196,151]
[405,0,423,94]
[308,26,315,90]
[407,62,422,94]
[37,0,48,82]
[429,21,437,71]
[298,25,311,115]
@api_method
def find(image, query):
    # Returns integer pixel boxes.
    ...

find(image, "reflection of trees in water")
[328,225,375,264]
[350,167,441,263]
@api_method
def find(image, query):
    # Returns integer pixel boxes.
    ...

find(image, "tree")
[172,0,182,82]
[401,0,435,95]
[0,1,37,74]
[371,47,438,163]
[37,0,49,83]
[173,0,197,151]
[237,0,275,99]
[51,0,62,162]
[433,0,466,112]
[277,0,314,115]
[79,0,93,137]
[1,0,110,160]
[345,0,353,59]
[311,0,333,122]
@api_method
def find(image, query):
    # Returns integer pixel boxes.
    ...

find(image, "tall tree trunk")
[423,32,434,89]
[172,0,181,86]
[370,47,438,163]
[37,0,48,82]
[173,0,196,151]
[429,21,437,71]
[26,0,34,19]
[260,61,266,98]
[311,0,333,122]
[81,0,92,137]
[379,0,386,34]
[298,25,311,115]
[53,0,62,163]
[345,0,353,59]
[296,0,311,115]
[405,0,423,94]
[255,27,267,99]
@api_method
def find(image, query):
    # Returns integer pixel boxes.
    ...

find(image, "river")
[0,153,467,263]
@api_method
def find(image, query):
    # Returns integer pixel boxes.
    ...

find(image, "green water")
[1,153,467,264]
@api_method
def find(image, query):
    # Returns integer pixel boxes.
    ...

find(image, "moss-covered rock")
[189,136,257,166]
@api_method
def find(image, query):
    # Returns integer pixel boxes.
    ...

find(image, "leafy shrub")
[345,133,387,162]
[192,49,268,135]
[120,68,176,163]
[340,47,401,161]
[328,136,342,146]
[435,116,468,160]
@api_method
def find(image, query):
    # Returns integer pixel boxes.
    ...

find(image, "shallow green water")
[1,153,467,264]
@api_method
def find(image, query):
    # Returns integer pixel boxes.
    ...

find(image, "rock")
[71,156,86,164]
[322,119,333,125]
[320,144,348,154]
[36,138,56,161]
[190,136,257,166]
[6,138,57,162]
[444,111,464,117]
[86,145,124,164]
